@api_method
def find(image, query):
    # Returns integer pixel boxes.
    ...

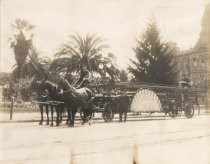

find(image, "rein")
[63,90,72,93]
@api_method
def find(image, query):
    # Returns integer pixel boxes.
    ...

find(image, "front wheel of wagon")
[102,102,115,122]
[168,103,178,118]
[184,103,194,118]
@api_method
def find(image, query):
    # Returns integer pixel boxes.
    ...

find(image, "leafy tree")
[129,18,177,85]
[0,72,11,86]
[118,69,129,82]
[11,48,51,100]
[12,77,35,101]
[50,33,119,80]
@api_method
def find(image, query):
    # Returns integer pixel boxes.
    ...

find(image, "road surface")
[0,112,210,164]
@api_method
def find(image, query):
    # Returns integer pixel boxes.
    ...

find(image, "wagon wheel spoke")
[102,102,114,122]
[131,88,162,113]
[168,103,178,118]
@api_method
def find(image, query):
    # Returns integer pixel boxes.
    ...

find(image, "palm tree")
[10,18,35,79]
[101,53,120,80]
[50,33,119,79]
[118,69,129,82]
[9,18,35,100]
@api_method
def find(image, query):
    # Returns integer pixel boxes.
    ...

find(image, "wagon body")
[90,82,198,121]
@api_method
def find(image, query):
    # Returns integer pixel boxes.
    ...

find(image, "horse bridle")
[61,80,75,94]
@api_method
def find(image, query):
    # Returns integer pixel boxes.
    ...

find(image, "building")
[175,46,208,89]
[175,4,210,90]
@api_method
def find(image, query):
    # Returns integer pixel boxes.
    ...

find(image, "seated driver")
[76,66,91,88]
[180,75,191,88]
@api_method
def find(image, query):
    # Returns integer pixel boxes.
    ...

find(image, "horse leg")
[39,105,43,125]
[81,106,86,125]
[59,105,63,123]
[66,106,70,126]
[87,103,93,125]
[119,111,123,122]
[50,105,54,126]
[124,111,127,122]
[55,106,60,127]
[70,107,76,127]
[46,105,49,125]
[88,107,93,125]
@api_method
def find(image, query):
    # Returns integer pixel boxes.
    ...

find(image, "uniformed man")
[76,66,91,88]
[117,90,130,122]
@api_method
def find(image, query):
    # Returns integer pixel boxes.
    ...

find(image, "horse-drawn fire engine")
[35,79,199,125]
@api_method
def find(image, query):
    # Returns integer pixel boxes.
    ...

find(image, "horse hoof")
[39,122,42,125]
[50,123,54,126]
[46,122,49,125]
[56,124,59,127]
[69,124,74,127]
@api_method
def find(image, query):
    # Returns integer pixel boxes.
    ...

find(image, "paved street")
[0,112,210,164]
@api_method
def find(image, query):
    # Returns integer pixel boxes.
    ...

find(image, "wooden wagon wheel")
[184,103,194,118]
[131,88,162,113]
[168,102,178,118]
[102,102,115,122]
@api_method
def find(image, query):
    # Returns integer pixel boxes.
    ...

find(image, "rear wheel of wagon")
[102,102,114,122]
[184,103,194,118]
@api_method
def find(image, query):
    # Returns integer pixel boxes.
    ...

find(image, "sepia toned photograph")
[0,0,210,163]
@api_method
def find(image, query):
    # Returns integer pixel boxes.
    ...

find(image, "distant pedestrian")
[117,91,130,122]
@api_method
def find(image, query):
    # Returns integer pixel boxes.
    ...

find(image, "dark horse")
[39,80,66,126]
[31,80,50,125]
[58,79,94,127]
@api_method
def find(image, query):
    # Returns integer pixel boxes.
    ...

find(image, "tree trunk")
[16,80,22,102]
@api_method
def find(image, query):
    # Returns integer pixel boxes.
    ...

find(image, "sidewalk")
[0,111,40,123]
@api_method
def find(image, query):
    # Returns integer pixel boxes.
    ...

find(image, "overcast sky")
[1,0,209,72]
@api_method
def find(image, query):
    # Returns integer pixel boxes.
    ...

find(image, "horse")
[58,79,94,127]
[30,80,50,125]
[38,80,66,126]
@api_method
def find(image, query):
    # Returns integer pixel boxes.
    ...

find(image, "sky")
[0,0,210,72]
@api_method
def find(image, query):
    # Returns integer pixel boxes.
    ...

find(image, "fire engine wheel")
[131,88,162,113]
[102,102,115,122]
[168,103,178,118]
[184,103,194,118]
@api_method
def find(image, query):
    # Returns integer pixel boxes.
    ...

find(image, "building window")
[201,59,205,67]
[193,58,197,67]
[181,60,184,69]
